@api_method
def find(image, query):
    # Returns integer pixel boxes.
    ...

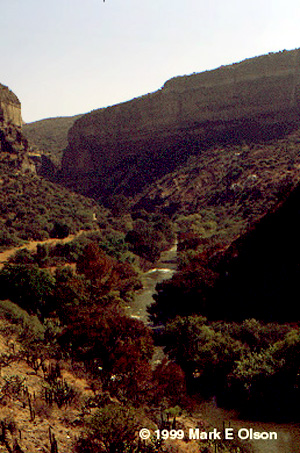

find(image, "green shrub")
[0,375,26,400]
[76,404,144,453]
[0,264,56,316]
[0,299,32,326]
[10,248,35,265]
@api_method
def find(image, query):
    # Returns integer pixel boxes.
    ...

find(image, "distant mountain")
[23,114,82,167]
[6,49,300,265]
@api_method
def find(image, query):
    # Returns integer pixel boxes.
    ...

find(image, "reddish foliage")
[59,304,153,373]
[153,358,187,406]
[76,243,140,297]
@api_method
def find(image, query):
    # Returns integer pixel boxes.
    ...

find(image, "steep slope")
[209,179,300,322]
[61,48,300,198]
[133,126,300,222]
[150,176,300,323]
[0,166,106,250]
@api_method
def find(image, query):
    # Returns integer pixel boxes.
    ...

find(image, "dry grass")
[0,318,93,452]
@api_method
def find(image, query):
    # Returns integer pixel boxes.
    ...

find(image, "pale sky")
[1,0,300,123]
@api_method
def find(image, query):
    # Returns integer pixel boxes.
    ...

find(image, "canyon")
[61,49,300,198]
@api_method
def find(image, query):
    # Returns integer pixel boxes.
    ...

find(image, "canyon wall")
[62,49,300,196]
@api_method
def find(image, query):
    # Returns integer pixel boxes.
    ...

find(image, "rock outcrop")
[62,49,300,198]
[0,83,22,128]
[0,83,35,173]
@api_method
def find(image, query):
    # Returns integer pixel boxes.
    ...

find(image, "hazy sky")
[1,0,300,123]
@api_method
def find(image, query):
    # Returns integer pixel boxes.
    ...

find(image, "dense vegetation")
[134,128,300,261]
[146,175,300,424]
[125,212,175,263]
[0,160,107,250]
[163,316,300,421]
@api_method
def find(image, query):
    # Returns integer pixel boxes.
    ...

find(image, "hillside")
[130,126,300,252]
[23,115,83,167]
[149,175,300,322]
[0,166,107,250]
[0,315,87,452]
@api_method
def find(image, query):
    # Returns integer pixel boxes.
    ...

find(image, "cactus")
[49,427,58,453]
[171,416,176,430]
[43,362,61,384]
[43,378,75,408]
[0,418,19,453]
[13,439,24,452]
[27,393,35,422]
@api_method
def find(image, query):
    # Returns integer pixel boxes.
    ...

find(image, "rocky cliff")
[62,48,300,198]
[0,83,22,127]
[0,83,35,173]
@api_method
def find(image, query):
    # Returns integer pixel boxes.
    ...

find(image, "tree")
[53,266,92,321]
[59,305,154,400]
[152,358,187,406]
[76,243,140,299]
[50,221,70,239]
[148,262,218,325]
[164,316,243,398]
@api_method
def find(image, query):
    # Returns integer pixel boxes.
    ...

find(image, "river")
[127,243,300,453]
[126,243,177,323]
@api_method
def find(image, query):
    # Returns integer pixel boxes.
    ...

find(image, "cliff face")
[62,49,300,197]
[0,83,22,127]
